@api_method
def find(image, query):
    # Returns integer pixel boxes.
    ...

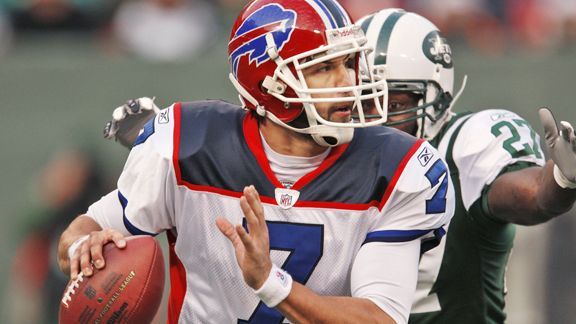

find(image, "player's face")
[387,92,419,135]
[363,92,419,136]
[301,54,356,123]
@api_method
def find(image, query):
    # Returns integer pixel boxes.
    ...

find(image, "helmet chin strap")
[301,102,354,147]
[311,127,354,147]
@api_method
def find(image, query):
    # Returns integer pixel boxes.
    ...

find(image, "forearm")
[57,214,102,274]
[536,161,576,217]
[277,282,395,324]
[489,161,576,225]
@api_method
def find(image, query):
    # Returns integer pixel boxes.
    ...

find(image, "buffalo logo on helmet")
[229,4,296,76]
[422,31,453,69]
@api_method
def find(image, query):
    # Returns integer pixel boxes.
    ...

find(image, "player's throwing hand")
[68,229,126,280]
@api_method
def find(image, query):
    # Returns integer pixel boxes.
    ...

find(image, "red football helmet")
[228,0,387,146]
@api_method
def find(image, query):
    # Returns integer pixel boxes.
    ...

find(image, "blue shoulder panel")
[300,126,419,203]
[176,102,418,205]
[177,100,277,196]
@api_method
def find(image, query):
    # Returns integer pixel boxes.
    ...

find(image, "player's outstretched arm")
[58,215,127,279]
[217,186,395,324]
[487,108,576,225]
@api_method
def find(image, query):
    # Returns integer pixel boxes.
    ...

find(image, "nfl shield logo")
[275,188,300,209]
[280,194,292,206]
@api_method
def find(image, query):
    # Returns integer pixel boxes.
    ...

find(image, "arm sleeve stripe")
[362,227,446,244]
[133,117,155,147]
[363,227,447,252]
[118,191,157,236]
[420,227,446,254]
[363,229,432,244]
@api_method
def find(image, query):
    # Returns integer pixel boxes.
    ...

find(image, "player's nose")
[336,64,354,87]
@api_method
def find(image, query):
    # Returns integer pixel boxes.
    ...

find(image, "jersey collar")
[243,112,349,190]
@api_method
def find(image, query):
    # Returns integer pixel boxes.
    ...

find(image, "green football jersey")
[409,110,545,324]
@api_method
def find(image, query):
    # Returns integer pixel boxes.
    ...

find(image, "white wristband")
[553,165,576,189]
[67,235,89,260]
[253,264,293,307]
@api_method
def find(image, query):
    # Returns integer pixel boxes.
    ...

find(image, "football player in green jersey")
[358,8,576,324]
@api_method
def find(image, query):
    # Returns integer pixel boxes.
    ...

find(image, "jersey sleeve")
[351,240,420,324]
[449,109,546,210]
[87,105,178,235]
[370,141,455,249]
[350,141,455,323]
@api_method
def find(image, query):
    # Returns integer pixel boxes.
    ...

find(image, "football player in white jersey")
[57,1,456,323]
[358,9,576,324]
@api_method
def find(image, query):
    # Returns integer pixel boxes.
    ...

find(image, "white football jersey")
[88,100,454,324]
[411,109,546,322]
[439,109,545,210]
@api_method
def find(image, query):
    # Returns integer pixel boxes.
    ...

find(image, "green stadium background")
[0,34,574,322]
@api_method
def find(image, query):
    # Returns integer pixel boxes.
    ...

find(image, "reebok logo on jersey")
[418,146,434,167]
[159,111,169,124]
[490,111,515,121]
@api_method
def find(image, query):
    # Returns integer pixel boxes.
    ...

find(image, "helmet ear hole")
[434,92,453,112]
[323,136,337,146]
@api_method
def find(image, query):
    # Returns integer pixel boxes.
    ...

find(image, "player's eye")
[315,64,332,73]
[345,56,356,70]
[389,101,408,111]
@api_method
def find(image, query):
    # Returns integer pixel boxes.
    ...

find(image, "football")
[59,235,165,324]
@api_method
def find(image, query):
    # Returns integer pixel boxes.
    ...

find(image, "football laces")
[61,272,84,308]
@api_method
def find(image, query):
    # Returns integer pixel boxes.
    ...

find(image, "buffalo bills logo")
[229,4,296,76]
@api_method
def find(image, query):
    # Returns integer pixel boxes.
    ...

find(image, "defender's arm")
[488,108,576,224]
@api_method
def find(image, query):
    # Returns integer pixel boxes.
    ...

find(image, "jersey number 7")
[239,221,324,324]
[425,159,449,214]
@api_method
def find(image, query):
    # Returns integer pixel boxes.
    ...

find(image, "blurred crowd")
[0,0,225,61]
[344,0,576,55]
[5,148,112,323]
[0,0,575,61]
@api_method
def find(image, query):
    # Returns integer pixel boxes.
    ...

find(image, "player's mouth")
[330,104,353,121]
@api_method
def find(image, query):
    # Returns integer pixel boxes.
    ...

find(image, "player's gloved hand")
[539,107,576,189]
[103,97,160,149]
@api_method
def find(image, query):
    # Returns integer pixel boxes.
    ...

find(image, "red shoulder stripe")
[378,139,426,210]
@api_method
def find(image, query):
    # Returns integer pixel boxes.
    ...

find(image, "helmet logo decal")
[229,4,296,77]
[422,31,453,68]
